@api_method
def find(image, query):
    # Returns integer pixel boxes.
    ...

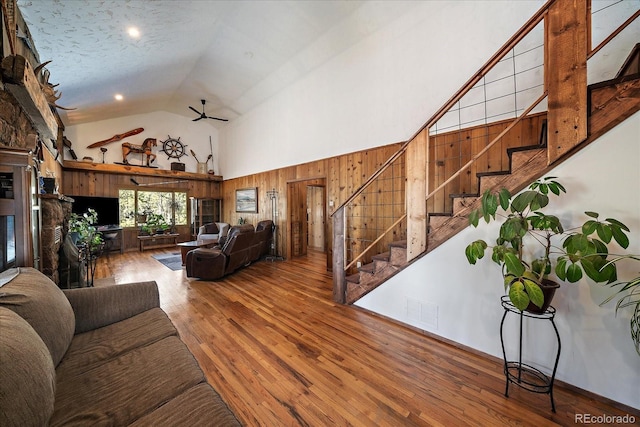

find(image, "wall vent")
[54,226,62,244]
[406,297,438,330]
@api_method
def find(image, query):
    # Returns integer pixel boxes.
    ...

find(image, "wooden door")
[306,185,325,251]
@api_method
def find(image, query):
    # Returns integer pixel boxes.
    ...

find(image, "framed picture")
[235,187,258,213]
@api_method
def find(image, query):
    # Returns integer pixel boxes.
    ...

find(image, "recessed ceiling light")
[114,94,124,101]
[127,27,140,38]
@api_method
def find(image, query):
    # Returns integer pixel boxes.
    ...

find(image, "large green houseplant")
[601,255,640,356]
[69,208,104,286]
[464,177,631,312]
[69,208,104,249]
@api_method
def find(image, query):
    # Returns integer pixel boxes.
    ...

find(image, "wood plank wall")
[221,143,403,266]
[58,114,543,260]
[427,112,547,214]
[61,168,221,251]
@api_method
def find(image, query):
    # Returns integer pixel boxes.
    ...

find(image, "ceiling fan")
[188,99,228,122]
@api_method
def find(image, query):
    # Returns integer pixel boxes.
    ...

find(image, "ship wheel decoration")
[160,135,187,159]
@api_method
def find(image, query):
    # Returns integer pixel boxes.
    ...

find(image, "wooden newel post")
[332,206,346,304]
[546,0,588,164]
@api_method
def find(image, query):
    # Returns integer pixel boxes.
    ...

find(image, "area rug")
[151,252,183,271]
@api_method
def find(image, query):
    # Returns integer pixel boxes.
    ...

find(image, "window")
[119,189,187,228]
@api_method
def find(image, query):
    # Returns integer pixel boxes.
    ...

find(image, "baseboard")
[352,304,640,416]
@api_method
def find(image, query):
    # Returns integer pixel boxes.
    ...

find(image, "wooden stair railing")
[332,0,639,304]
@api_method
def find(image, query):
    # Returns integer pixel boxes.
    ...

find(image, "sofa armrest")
[216,222,230,237]
[186,248,227,280]
[63,281,160,334]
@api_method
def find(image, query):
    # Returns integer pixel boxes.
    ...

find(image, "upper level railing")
[332,0,639,303]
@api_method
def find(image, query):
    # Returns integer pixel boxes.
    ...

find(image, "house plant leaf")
[566,262,583,283]
[498,188,511,210]
[503,252,525,277]
[508,281,530,311]
[522,278,544,308]
[465,240,487,264]
[610,224,630,249]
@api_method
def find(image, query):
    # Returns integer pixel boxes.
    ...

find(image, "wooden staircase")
[345,46,640,305]
[346,240,408,304]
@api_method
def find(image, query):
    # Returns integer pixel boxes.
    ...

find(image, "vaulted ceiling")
[17,0,419,127]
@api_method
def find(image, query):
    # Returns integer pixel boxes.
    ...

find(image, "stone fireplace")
[40,194,73,284]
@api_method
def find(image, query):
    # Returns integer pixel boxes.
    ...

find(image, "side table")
[500,296,561,412]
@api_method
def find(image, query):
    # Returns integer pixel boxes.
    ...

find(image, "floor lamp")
[266,188,283,261]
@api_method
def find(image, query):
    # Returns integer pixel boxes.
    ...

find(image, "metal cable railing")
[332,0,639,302]
[343,153,406,272]
[427,16,547,214]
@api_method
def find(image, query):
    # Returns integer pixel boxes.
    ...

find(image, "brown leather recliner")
[186,223,271,280]
[249,220,273,262]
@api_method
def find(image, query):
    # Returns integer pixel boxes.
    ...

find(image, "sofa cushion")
[0,307,56,427]
[50,336,206,426]
[129,383,241,426]
[203,222,219,234]
[0,267,75,366]
[56,307,178,381]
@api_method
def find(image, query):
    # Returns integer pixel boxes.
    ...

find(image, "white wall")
[220,1,545,179]
[64,112,220,174]
[356,112,640,409]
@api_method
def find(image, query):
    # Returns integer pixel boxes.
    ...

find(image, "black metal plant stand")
[77,242,104,287]
[499,296,561,412]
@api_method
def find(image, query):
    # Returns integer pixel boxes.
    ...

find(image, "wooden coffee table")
[177,239,218,265]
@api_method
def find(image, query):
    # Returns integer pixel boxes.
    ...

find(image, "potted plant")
[464,177,631,312]
[69,208,104,286]
[69,208,104,250]
[141,213,169,235]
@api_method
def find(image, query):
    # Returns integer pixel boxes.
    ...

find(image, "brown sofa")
[186,220,273,280]
[0,267,241,427]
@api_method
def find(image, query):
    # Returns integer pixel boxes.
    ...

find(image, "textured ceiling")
[17,0,417,127]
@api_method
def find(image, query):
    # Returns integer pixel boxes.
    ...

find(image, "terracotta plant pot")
[526,279,560,314]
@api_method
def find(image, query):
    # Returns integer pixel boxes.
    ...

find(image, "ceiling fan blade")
[189,106,201,115]
[207,116,229,122]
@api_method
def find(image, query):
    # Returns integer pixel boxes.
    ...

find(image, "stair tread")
[359,263,375,273]
[428,212,452,217]
[476,171,510,178]
[371,252,390,261]
[449,193,479,198]
[506,144,545,154]
[346,273,360,284]
[389,240,407,248]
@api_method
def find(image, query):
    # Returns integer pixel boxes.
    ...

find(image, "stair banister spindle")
[345,214,407,271]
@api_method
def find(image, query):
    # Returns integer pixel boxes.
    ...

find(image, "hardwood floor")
[95,249,638,426]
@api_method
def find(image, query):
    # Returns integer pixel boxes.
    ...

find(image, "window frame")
[118,188,188,228]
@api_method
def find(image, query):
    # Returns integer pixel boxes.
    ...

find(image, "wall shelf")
[62,160,222,182]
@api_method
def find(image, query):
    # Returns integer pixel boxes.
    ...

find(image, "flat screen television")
[70,196,120,227]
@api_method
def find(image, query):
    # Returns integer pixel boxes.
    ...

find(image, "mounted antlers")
[33,60,76,111]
